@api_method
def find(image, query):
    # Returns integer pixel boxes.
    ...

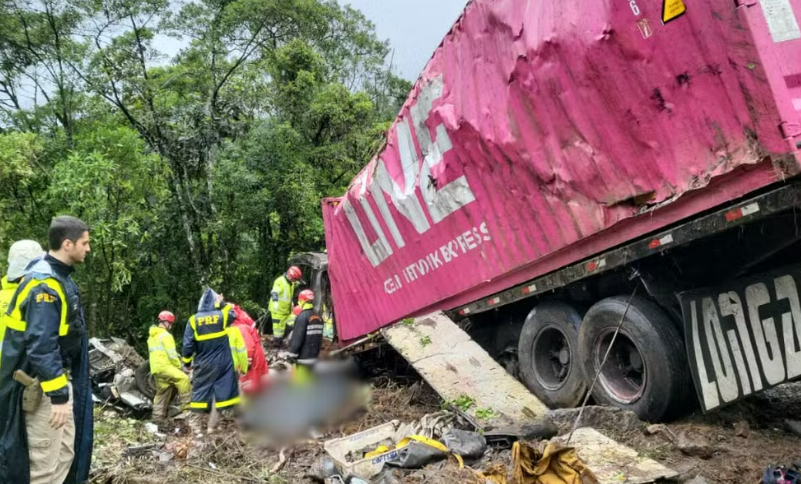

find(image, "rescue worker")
[269,266,302,346]
[1,240,46,362]
[230,305,268,395]
[0,216,93,484]
[147,310,191,421]
[282,304,302,342]
[182,288,240,435]
[287,290,324,369]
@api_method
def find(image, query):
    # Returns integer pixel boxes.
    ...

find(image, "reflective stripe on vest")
[277,278,291,302]
[0,276,19,315]
[41,374,68,393]
[2,277,68,336]
[188,304,232,341]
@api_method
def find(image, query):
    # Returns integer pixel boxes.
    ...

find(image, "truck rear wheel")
[518,302,587,408]
[578,296,691,422]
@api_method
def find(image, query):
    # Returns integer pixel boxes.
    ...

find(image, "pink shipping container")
[323,0,801,342]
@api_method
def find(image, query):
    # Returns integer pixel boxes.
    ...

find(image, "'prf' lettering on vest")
[197,315,220,326]
[343,76,477,268]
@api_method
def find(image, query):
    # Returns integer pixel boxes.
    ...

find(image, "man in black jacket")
[287,290,323,368]
[0,216,93,484]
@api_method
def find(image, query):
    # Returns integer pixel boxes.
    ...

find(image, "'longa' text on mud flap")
[680,265,801,411]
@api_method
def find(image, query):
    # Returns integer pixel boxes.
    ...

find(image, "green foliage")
[475,407,496,420]
[0,132,48,250]
[451,395,475,412]
[0,0,409,347]
[0,132,41,180]
[419,335,432,348]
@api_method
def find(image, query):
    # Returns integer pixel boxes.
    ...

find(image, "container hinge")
[735,0,757,7]
[780,121,801,139]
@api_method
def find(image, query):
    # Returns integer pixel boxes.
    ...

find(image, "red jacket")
[231,305,268,393]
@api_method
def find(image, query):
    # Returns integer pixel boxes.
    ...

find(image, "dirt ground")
[89,356,801,484]
[90,378,443,484]
[607,382,801,484]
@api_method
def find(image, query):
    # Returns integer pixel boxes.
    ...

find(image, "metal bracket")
[780,121,801,139]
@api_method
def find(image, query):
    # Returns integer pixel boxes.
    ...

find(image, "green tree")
[0,132,48,250]
[47,124,168,335]
[0,0,413,344]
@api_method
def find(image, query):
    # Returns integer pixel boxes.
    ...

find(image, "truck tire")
[518,302,587,408]
[135,362,157,401]
[578,296,691,422]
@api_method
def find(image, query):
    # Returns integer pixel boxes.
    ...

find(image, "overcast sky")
[344,0,469,81]
[155,1,468,81]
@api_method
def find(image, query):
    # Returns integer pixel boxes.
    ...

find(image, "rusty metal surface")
[324,0,801,339]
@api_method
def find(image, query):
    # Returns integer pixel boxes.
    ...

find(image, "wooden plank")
[382,311,548,428]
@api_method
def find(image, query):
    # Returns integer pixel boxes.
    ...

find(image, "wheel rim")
[532,324,573,391]
[594,329,647,404]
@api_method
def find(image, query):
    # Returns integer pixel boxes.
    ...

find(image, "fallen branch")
[269,447,290,474]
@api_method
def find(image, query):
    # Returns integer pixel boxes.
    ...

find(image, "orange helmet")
[158,311,175,324]
[298,289,315,303]
[286,266,302,281]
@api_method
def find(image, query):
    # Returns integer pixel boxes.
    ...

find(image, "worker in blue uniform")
[182,288,240,435]
[0,216,93,484]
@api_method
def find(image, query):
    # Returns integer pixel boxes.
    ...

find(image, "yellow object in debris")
[396,435,464,468]
[365,445,391,458]
[364,434,465,468]
[511,441,599,484]
[476,462,508,484]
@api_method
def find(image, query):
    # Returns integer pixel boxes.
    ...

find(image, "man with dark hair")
[47,216,90,253]
[0,215,94,484]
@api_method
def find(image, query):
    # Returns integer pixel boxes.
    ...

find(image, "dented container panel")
[323,0,801,340]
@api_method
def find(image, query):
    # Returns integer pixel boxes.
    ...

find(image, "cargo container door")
[744,0,801,149]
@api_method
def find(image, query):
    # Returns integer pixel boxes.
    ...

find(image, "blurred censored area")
[242,359,368,446]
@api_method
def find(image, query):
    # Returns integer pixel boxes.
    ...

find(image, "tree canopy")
[0,0,412,344]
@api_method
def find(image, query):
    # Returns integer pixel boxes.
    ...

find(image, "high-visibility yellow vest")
[2,275,69,394]
[269,276,296,319]
[147,325,181,375]
[0,276,20,361]
[227,326,248,374]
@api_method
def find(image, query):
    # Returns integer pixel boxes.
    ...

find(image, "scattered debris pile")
[89,338,154,417]
[316,396,676,484]
[87,336,801,484]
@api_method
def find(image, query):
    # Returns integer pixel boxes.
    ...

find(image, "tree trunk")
[166,173,204,280]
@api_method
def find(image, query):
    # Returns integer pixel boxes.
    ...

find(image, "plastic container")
[323,420,400,479]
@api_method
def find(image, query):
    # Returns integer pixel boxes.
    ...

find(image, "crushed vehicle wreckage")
[88,337,157,416]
